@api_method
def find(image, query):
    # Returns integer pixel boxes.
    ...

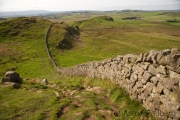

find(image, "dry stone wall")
[46,24,180,120]
[56,48,180,120]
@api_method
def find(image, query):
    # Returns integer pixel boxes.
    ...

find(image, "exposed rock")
[86,86,101,94]
[1,71,23,84]
[2,82,21,89]
[41,78,48,85]
[54,91,60,99]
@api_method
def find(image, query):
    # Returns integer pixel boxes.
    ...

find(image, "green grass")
[0,76,157,120]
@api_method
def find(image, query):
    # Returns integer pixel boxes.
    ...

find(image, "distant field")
[47,11,180,68]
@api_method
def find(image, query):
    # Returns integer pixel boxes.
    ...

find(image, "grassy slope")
[48,12,180,68]
[0,17,156,120]
[0,17,56,78]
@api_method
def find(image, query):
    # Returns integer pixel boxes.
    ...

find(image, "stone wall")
[57,49,180,119]
[45,25,180,119]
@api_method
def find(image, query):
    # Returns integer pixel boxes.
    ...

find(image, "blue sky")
[0,0,180,11]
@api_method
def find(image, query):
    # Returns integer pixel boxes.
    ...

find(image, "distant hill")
[0,10,55,18]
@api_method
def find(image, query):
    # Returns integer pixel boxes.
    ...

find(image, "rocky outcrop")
[54,48,180,120]
[1,71,23,84]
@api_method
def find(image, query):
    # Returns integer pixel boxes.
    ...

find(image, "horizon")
[0,0,180,12]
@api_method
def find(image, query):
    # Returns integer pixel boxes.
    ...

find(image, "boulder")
[1,71,23,84]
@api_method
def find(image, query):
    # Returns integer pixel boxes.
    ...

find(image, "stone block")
[135,53,144,63]
[156,82,164,94]
[169,70,180,78]
[144,90,150,98]
[142,63,149,70]
[174,111,180,120]
[143,52,149,62]
[130,72,138,82]
[136,81,143,88]
[161,77,174,90]
[157,65,167,75]
[160,104,170,114]
[148,65,157,76]
[152,97,160,109]
[162,49,171,56]
[150,76,158,85]
[163,87,170,96]
[145,82,154,93]
[142,71,152,84]
[147,50,159,64]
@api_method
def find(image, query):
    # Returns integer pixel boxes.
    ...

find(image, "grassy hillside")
[0,17,55,78]
[47,12,180,68]
[0,17,157,120]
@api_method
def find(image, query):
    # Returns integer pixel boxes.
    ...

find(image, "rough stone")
[136,81,143,88]
[162,49,171,56]
[142,63,149,70]
[130,72,138,81]
[142,71,152,84]
[152,97,160,109]
[143,52,149,62]
[169,70,180,78]
[2,82,21,89]
[145,82,154,93]
[144,90,150,98]
[148,65,157,76]
[1,71,23,84]
[41,78,48,85]
[157,65,167,75]
[161,78,174,90]
[160,104,170,114]
[150,76,158,85]
[163,87,170,96]
[156,82,164,94]
[136,53,144,63]
[147,50,159,64]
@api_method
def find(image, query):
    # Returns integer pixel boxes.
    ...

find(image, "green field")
[47,11,180,68]
[0,11,180,119]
